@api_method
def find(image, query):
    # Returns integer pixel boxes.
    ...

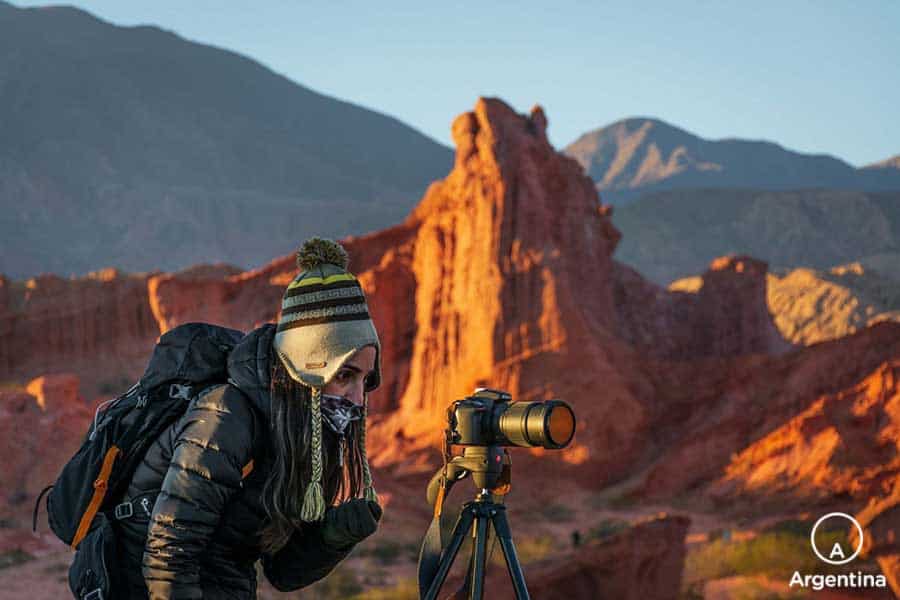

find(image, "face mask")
[320,393,363,437]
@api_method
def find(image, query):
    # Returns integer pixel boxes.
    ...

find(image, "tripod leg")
[491,506,530,600]
[468,512,489,600]
[424,507,476,600]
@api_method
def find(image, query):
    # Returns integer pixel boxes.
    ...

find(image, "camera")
[418,389,577,599]
[446,388,575,449]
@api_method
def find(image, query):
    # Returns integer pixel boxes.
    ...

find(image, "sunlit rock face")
[0,270,160,387]
[383,99,622,438]
[0,374,90,528]
[854,480,900,598]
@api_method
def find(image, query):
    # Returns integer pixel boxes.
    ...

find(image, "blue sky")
[19,1,900,167]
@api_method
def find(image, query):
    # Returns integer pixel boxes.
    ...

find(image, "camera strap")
[417,466,510,598]
[417,471,451,597]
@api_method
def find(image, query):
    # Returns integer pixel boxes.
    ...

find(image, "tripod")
[418,447,531,600]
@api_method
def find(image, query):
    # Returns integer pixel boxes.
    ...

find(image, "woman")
[115,238,384,599]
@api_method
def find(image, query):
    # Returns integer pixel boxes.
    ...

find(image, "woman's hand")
[320,498,382,550]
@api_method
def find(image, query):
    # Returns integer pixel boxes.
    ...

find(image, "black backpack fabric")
[32,322,249,600]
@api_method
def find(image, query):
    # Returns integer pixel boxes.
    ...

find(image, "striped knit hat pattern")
[273,237,381,522]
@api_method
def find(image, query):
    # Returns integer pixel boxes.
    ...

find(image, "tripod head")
[426,386,574,506]
[426,446,511,508]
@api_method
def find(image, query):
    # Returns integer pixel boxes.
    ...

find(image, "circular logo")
[810,512,864,565]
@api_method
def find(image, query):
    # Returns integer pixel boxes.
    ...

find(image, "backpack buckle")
[169,383,192,400]
[84,588,104,600]
[114,502,133,520]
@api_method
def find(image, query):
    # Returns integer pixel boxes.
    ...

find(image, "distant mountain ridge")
[866,154,900,170]
[565,118,900,205]
[0,2,452,279]
[613,188,900,285]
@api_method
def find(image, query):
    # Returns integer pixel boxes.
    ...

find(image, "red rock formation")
[0,375,91,528]
[441,514,690,600]
[384,99,621,438]
[0,99,873,489]
[634,322,900,510]
[147,263,273,333]
[362,99,794,490]
[709,358,899,504]
[0,269,160,394]
[613,255,792,359]
[1,99,897,556]
[854,481,900,597]
[25,373,84,413]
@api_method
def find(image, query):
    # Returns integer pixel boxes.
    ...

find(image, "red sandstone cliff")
[3,98,896,485]
[1,99,794,489]
[614,255,793,359]
[0,269,160,393]
[854,479,900,596]
[0,98,883,495]
[0,375,91,525]
[629,323,900,510]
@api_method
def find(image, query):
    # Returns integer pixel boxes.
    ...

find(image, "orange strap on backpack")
[72,446,121,549]
[71,447,255,549]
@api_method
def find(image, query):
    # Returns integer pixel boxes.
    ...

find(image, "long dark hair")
[258,348,366,554]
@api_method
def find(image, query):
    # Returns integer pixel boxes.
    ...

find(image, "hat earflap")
[301,387,327,522]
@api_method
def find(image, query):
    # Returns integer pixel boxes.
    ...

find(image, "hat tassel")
[301,387,327,522]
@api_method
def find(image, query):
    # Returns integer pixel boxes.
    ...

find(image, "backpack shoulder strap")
[212,380,264,482]
[240,396,261,481]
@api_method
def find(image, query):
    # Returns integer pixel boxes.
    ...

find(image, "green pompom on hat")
[273,237,381,521]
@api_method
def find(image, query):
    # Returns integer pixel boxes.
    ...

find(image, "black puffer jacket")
[116,323,353,599]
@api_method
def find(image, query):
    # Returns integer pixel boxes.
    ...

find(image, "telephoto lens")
[497,399,575,449]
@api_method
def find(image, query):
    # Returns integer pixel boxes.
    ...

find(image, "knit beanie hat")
[273,237,381,522]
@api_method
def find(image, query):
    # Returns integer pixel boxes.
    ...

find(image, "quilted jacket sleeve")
[261,521,354,592]
[142,385,255,599]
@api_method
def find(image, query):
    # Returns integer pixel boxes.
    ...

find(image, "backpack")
[31,322,256,600]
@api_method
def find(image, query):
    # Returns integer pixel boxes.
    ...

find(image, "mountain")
[611,188,900,285]
[866,155,900,170]
[0,2,452,279]
[564,118,900,205]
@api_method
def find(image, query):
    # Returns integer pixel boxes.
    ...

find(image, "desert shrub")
[679,581,705,600]
[0,381,26,392]
[0,549,33,570]
[437,531,557,571]
[351,577,418,599]
[511,535,555,564]
[537,503,575,522]
[762,518,812,537]
[587,518,629,541]
[355,538,419,565]
[292,563,363,599]
[728,577,808,600]
[684,528,849,584]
